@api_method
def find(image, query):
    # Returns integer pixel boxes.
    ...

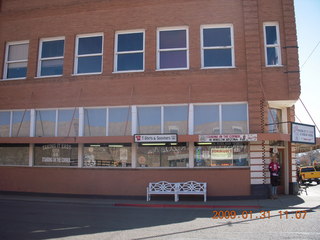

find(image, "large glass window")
[221,104,248,134]
[38,38,64,77]
[194,105,220,134]
[58,109,79,137]
[157,27,188,70]
[137,107,161,134]
[12,110,30,137]
[35,110,56,137]
[109,107,131,136]
[0,111,11,137]
[75,34,103,74]
[4,41,29,79]
[264,23,281,66]
[194,143,248,167]
[115,31,144,72]
[137,143,188,167]
[201,25,234,68]
[84,108,106,137]
[164,106,188,134]
[34,144,78,166]
[83,143,131,167]
[0,144,29,165]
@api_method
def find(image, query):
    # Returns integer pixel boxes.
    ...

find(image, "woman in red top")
[269,155,280,199]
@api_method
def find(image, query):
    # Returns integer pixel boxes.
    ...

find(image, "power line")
[299,98,320,135]
[301,40,320,69]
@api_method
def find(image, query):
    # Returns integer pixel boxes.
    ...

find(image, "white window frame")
[263,22,282,67]
[37,37,65,77]
[157,26,189,71]
[201,24,235,69]
[114,30,145,73]
[74,33,104,75]
[192,102,249,135]
[3,40,29,80]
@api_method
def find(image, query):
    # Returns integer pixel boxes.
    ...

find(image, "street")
[0,184,319,240]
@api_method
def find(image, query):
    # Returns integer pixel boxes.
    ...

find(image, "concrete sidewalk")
[0,190,318,212]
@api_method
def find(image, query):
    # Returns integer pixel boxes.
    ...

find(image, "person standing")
[269,155,280,199]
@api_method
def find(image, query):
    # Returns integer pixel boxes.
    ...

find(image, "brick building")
[0,0,301,198]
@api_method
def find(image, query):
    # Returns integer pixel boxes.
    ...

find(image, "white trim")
[37,37,65,77]
[114,30,145,73]
[200,24,235,69]
[157,26,189,71]
[74,33,104,75]
[263,22,282,66]
[3,40,29,80]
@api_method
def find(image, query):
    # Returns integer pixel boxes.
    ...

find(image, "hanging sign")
[134,134,178,143]
[199,134,257,143]
[291,122,316,144]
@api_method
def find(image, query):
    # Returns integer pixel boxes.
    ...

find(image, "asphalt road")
[0,184,319,240]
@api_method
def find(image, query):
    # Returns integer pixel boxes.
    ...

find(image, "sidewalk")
[0,190,318,212]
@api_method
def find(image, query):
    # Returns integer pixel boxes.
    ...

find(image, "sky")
[294,0,320,137]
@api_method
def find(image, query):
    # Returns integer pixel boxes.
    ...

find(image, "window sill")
[112,70,144,74]
[1,77,26,81]
[72,72,102,76]
[201,66,236,70]
[35,75,63,79]
[156,68,189,72]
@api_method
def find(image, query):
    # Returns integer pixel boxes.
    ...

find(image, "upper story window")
[38,37,64,77]
[115,30,144,72]
[201,24,234,68]
[3,41,29,80]
[264,23,281,66]
[75,34,103,74]
[157,27,189,70]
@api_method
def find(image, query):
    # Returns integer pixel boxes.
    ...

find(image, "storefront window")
[35,110,56,137]
[164,106,188,134]
[58,109,79,137]
[194,105,219,134]
[0,111,10,137]
[83,144,131,167]
[194,143,248,167]
[137,107,161,134]
[0,144,29,165]
[34,144,78,166]
[109,107,131,136]
[137,143,188,167]
[12,110,30,137]
[221,104,248,134]
[84,108,106,136]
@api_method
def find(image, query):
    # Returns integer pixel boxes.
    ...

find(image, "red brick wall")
[0,0,300,133]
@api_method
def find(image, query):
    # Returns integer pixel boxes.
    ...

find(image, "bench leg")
[175,194,178,202]
[204,194,207,202]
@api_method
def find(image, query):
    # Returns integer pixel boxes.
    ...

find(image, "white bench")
[146,181,207,202]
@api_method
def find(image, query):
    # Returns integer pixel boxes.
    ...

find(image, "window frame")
[37,37,65,78]
[200,24,235,69]
[3,40,29,80]
[114,29,145,73]
[263,22,282,67]
[74,33,104,75]
[156,26,189,71]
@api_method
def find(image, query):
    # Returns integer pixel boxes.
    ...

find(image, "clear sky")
[294,0,320,137]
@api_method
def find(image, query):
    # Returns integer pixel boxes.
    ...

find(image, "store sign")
[199,134,257,142]
[41,144,73,163]
[134,134,178,143]
[211,148,233,160]
[291,122,316,144]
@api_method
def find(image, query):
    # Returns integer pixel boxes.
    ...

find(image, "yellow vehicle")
[298,166,320,184]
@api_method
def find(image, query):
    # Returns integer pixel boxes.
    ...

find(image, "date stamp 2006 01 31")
[212,210,307,220]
